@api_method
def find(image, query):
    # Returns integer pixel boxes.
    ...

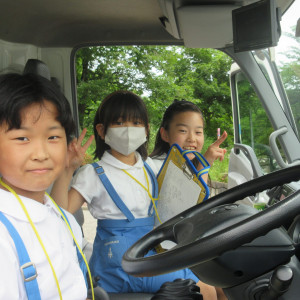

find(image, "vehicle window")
[75,46,233,182]
[239,1,299,174]
[235,72,280,174]
[275,1,300,141]
[251,1,300,143]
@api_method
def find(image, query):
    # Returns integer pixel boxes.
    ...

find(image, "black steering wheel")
[122,165,300,277]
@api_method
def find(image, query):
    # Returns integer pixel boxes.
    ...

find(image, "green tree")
[75,45,233,157]
[278,31,300,137]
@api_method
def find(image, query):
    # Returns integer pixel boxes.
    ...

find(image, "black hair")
[150,99,204,158]
[0,73,75,144]
[93,90,149,160]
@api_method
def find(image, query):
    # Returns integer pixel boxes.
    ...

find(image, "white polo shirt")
[151,154,167,174]
[0,189,87,300]
[71,151,158,220]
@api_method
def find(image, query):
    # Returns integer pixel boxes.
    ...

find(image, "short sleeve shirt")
[71,151,158,220]
[151,154,167,173]
[0,189,87,300]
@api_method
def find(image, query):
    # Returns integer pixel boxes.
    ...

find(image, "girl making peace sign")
[52,91,218,299]
[151,99,227,183]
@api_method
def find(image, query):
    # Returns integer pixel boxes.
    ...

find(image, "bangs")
[0,73,75,143]
[93,90,150,160]
[101,91,148,127]
[110,99,146,124]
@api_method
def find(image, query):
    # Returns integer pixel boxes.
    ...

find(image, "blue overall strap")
[92,162,135,222]
[144,161,158,199]
[59,208,88,287]
[0,211,41,300]
[143,161,159,215]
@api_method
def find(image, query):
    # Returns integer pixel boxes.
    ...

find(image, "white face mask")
[104,127,147,156]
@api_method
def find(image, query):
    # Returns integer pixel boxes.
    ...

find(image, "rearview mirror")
[232,0,281,52]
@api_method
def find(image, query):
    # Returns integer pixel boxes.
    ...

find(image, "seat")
[23,58,61,90]
[23,59,51,80]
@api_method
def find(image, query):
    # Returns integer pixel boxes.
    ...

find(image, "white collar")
[0,189,62,223]
[101,151,144,170]
[155,153,167,160]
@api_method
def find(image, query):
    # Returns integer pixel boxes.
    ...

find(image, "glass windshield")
[275,1,300,138]
[252,1,300,140]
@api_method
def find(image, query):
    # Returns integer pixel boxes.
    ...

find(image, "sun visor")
[159,0,181,39]
[176,5,236,48]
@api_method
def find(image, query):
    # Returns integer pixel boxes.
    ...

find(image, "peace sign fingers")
[214,130,227,147]
[67,128,94,170]
[203,130,227,166]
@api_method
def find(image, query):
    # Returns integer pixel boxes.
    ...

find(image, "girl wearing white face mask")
[51,91,218,299]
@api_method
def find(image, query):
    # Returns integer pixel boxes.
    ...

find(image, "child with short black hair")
[0,73,89,299]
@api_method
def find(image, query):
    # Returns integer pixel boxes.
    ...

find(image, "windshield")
[252,1,300,140]
[276,1,300,140]
[272,1,299,140]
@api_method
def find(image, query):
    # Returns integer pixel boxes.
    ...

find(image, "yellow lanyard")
[0,178,94,300]
[49,195,94,300]
[122,167,162,224]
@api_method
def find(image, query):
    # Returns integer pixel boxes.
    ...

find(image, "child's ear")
[96,124,105,140]
[160,127,169,143]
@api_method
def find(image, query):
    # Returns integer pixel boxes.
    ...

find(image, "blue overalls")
[0,209,87,299]
[89,162,198,293]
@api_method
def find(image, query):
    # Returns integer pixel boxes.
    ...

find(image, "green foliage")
[75,45,234,180]
[74,32,300,182]
[237,78,274,147]
[278,34,300,138]
[208,154,229,183]
[202,137,229,183]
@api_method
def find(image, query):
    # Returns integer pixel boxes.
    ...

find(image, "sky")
[281,0,299,31]
[276,0,299,63]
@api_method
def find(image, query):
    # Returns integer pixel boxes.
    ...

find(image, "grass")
[201,137,230,183]
[208,153,229,182]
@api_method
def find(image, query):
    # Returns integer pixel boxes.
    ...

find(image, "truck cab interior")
[0,0,300,299]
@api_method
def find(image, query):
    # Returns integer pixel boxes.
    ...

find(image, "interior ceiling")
[0,0,294,48]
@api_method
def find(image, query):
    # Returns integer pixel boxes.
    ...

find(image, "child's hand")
[67,128,94,170]
[203,131,227,166]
